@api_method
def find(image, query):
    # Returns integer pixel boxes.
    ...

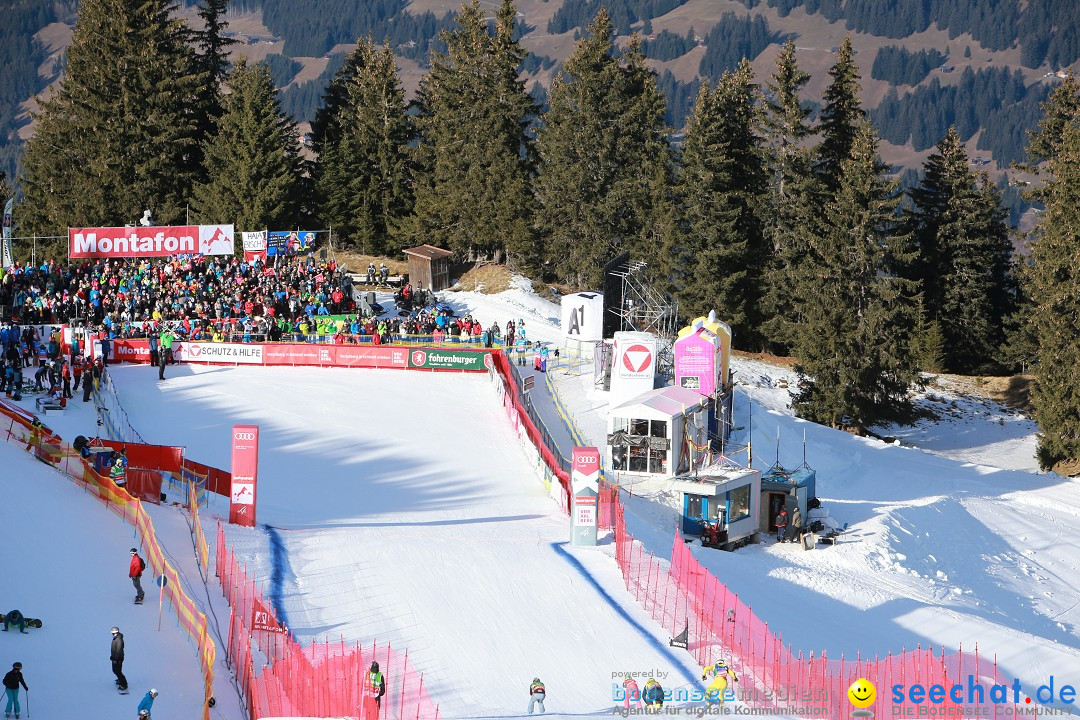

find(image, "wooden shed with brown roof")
[403,244,453,292]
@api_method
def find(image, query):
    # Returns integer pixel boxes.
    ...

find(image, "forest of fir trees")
[9,0,1080,472]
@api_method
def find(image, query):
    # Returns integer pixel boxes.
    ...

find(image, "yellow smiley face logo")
[848,678,876,708]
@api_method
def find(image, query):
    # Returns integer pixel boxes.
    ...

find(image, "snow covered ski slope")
[104,363,702,717]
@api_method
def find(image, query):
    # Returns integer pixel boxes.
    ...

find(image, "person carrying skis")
[3,661,28,719]
[702,660,738,705]
[367,661,385,709]
[2,610,27,634]
[111,626,128,692]
[643,677,664,708]
[622,675,643,709]
[528,677,546,714]
[137,688,158,717]
[129,548,146,603]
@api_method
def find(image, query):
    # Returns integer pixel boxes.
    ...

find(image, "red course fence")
[609,493,1015,716]
[215,524,439,720]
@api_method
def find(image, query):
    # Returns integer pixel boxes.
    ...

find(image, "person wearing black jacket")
[3,661,28,719]
[110,626,128,691]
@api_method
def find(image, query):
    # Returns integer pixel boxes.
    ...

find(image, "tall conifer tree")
[190,0,235,149]
[908,128,1014,373]
[18,0,203,239]
[760,37,816,353]
[815,37,864,194]
[315,40,413,255]
[189,60,304,231]
[676,61,768,348]
[536,11,671,288]
[793,120,918,433]
[405,0,536,262]
[1025,82,1080,471]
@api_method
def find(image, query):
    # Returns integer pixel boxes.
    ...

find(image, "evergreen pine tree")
[760,37,817,353]
[189,60,305,231]
[908,128,1014,373]
[18,0,204,242]
[315,40,413,255]
[676,61,768,349]
[815,36,865,193]
[1025,88,1080,471]
[310,44,372,155]
[190,0,236,151]
[793,120,918,433]
[404,0,537,263]
[536,11,672,288]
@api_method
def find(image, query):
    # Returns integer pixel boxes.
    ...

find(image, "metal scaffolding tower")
[606,257,679,379]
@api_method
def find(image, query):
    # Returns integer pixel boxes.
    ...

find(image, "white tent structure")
[606,386,711,478]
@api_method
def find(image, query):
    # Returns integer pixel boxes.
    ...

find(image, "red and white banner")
[174,342,263,364]
[229,424,259,527]
[252,595,285,634]
[68,224,235,258]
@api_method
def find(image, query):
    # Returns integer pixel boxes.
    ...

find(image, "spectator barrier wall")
[215,524,439,720]
[0,399,217,720]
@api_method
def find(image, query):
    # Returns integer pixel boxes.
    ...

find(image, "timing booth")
[606,386,712,477]
[672,465,761,549]
[760,464,817,537]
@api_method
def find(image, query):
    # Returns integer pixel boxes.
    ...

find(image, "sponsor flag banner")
[229,424,259,527]
[407,348,491,371]
[68,225,235,258]
[251,595,285,634]
[2,198,12,268]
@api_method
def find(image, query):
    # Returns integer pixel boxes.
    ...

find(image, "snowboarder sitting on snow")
[643,678,664,708]
[528,677,546,714]
[368,661,385,709]
[702,660,738,704]
[137,688,158,718]
[2,610,27,634]
[3,661,28,719]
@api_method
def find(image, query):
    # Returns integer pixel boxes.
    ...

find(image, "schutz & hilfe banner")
[68,225,235,258]
[173,342,263,364]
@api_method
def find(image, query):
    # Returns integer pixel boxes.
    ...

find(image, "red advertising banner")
[112,339,152,364]
[252,595,286,634]
[260,344,408,368]
[229,424,259,527]
[68,225,235,258]
[98,439,184,473]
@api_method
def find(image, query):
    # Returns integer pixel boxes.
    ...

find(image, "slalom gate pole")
[158,573,164,631]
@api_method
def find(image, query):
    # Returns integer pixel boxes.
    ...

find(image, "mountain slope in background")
[2,0,1077,221]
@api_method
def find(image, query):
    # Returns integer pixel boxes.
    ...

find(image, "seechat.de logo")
[234,432,256,441]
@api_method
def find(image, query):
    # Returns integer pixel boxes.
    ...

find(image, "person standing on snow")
[528,677,546,714]
[3,661,28,719]
[111,626,128,692]
[790,506,803,542]
[367,662,385,709]
[129,548,146,603]
[775,507,788,544]
[622,675,643,709]
[137,688,158,717]
[643,678,664,708]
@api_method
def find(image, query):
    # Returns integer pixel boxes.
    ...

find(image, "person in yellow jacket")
[702,660,738,704]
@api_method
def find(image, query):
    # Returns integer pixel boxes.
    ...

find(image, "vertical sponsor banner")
[1,197,12,268]
[571,447,601,547]
[229,425,259,527]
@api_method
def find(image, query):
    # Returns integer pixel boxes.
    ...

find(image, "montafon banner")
[68,225,235,258]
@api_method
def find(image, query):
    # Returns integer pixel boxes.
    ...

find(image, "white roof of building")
[609,386,709,420]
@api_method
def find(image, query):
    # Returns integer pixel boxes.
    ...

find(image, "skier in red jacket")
[129,548,146,603]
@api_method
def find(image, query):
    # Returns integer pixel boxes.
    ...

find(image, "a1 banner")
[407,348,492,371]
[252,595,285,634]
[229,425,259,527]
[571,447,601,547]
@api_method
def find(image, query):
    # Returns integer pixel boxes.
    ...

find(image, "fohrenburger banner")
[68,224,236,258]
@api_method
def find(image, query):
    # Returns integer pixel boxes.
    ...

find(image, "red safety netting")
[216,523,440,720]
[609,494,1014,716]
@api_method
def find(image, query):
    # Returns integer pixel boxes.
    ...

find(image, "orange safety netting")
[0,404,217,719]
